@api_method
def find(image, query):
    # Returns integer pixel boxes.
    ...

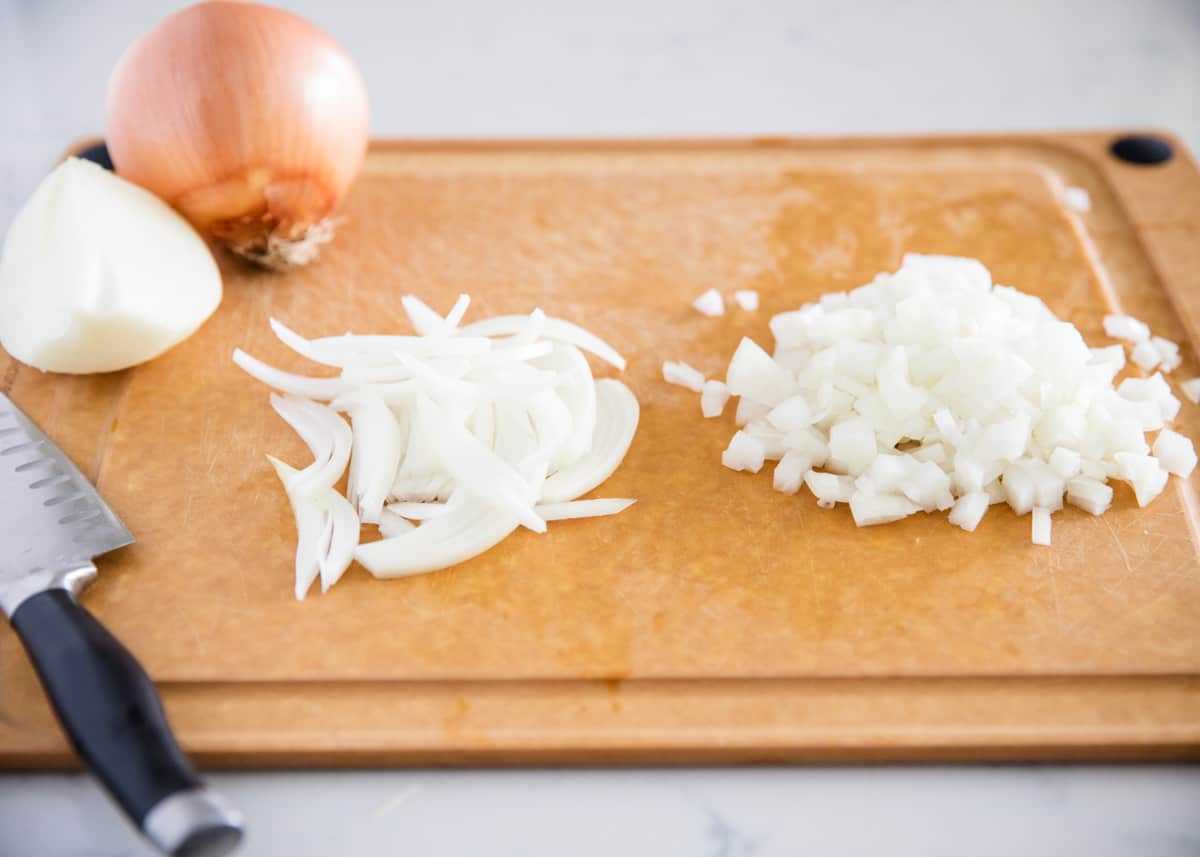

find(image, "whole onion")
[105,1,370,270]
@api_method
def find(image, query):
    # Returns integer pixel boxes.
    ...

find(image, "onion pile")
[234,297,639,598]
[666,254,1196,544]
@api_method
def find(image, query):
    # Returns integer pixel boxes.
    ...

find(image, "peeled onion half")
[0,158,221,374]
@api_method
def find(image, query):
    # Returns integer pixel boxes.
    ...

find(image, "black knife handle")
[11,589,243,857]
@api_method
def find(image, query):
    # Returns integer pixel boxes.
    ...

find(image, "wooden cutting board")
[2,133,1199,767]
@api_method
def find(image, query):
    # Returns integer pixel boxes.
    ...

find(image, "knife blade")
[0,393,133,616]
[0,392,244,857]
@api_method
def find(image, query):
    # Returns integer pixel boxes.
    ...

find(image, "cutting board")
[2,133,1199,767]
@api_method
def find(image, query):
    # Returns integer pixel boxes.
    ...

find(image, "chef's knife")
[0,393,244,857]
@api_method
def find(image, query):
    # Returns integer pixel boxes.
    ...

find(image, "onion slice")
[333,390,404,524]
[541,379,639,503]
[537,498,636,520]
[234,349,351,400]
[355,495,520,578]
[416,394,547,533]
[269,394,352,495]
[461,314,626,371]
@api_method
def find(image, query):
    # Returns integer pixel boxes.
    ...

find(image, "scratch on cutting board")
[91,369,134,485]
[1100,515,1135,579]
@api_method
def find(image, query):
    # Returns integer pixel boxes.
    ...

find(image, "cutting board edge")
[3,673,1198,768]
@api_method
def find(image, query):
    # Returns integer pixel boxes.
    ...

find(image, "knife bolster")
[0,562,96,618]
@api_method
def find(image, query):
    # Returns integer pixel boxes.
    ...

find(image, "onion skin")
[105,1,369,270]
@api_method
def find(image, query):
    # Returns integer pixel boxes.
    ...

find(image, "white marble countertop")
[2,1,1199,854]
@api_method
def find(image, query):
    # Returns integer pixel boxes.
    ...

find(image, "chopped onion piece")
[722,430,765,473]
[773,450,810,494]
[1153,429,1196,477]
[1131,340,1162,371]
[850,491,919,526]
[1049,447,1082,479]
[733,290,759,311]
[735,397,771,426]
[701,380,731,418]
[828,418,877,475]
[1152,336,1181,373]
[767,395,815,431]
[1103,314,1150,343]
[1181,378,1200,404]
[693,288,725,317]
[1066,476,1113,515]
[948,492,988,532]
[663,360,705,392]
[536,498,636,521]
[1031,507,1052,546]
[1114,452,1169,507]
[804,471,855,508]
[726,338,795,406]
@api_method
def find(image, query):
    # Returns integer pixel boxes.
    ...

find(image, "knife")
[0,393,244,856]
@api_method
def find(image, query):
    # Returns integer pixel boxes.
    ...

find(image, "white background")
[2,1,1199,855]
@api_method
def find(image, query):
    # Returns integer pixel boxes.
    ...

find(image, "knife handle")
[11,588,244,857]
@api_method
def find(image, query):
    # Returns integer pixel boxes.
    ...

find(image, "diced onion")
[701,380,731,418]
[1031,507,1052,546]
[663,254,1195,542]
[693,288,725,317]
[663,360,705,392]
[733,290,759,311]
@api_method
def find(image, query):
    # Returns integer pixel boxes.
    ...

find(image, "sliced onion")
[267,456,360,600]
[234,349,351,400]
[541,379,639,503]
[377,508,415,539]
[443,294,471,331]
[526,389,574,470]
[537,498,636,520]
[535,344,596,465]
[333,390,404,524]
[320,489,361,592]
[417,394,546,533]
[401,294,450,336]
[241,295,639,593]
[461,313,626,371]
[355,495,520,578]
[269,394,352,496]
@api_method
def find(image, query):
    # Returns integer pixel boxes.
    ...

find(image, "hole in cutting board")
[1110,135,1174,166]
